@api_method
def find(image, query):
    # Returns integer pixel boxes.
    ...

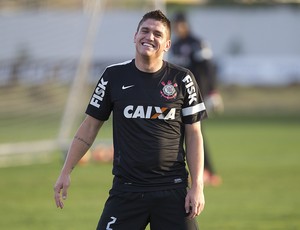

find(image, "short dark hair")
[173,12,187,23]
[136,10,171,39]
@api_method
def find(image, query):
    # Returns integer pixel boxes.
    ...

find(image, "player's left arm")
[184,121,205,219]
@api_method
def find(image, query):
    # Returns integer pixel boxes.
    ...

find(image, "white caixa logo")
[124,105,176,120]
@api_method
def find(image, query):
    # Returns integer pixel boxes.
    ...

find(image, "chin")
[139,50,153,57]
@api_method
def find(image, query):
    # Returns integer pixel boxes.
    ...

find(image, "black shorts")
[96,188,199,230]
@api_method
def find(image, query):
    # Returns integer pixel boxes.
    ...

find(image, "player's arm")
[184,121,205,219]
[54,115,104,209]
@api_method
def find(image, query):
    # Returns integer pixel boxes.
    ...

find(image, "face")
[174,21,189,38]
[134,19,171,60]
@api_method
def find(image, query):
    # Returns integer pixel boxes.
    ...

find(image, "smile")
[142,42,155,48]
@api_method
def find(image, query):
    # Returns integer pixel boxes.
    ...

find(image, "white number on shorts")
[106,216,117,230]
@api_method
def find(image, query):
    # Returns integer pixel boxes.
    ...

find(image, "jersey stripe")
[182,102,206,116]
[107,59,132,68]
[99,60,132,77]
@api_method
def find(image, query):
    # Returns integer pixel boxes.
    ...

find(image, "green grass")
[200,115,300,229]
[0,115,299,229]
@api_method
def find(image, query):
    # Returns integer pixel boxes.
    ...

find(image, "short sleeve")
[85,69,112,121]
[181,71,207,124]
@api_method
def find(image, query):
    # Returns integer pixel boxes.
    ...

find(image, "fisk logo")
[124,105,176,120]
[90,77,108,108]
[182,75,197,105]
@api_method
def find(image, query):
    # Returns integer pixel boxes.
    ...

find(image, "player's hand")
[54,173,71,209]
[185,186,205,219]
[204,92,224,114]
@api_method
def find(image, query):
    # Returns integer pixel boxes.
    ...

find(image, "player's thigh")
[149,189,199,230]
[96,192,149,230]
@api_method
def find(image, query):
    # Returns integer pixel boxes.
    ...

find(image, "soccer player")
[169,12,223,186]
[54,10,207,230]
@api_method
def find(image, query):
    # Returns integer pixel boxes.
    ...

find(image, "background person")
[170,12,224,186]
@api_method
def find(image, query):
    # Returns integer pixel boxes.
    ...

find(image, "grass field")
[0,114,299,230]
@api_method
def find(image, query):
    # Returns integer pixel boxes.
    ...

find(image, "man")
[54,10,207,230]
[170,12,223,186]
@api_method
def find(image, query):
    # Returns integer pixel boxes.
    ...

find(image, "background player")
[54,10,207,229]
[170,12,224,186]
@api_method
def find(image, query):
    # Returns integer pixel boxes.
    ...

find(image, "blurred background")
[0,0,299,229]
[0,0,300,160]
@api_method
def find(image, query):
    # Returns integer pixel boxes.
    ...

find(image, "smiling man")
[54,10,207,230]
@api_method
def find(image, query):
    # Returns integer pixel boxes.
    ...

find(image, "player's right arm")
[54,115,104,209]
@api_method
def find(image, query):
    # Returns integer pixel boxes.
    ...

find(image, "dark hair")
[173,12,187,23]
[136,10,171,39]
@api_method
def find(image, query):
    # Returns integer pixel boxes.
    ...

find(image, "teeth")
[143,43,153,47]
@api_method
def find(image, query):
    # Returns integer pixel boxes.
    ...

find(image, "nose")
[146,32,155,41]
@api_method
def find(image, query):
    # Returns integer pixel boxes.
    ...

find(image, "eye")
[154,31,163,38]
[141,28,149,34]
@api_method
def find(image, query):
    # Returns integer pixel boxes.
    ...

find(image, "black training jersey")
[86,59,207,193]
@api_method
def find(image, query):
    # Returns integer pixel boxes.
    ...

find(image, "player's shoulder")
[105,59,133,73]
[98,60,133,84]
[166,61,191,74]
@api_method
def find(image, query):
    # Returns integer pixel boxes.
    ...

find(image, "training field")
[0,115,299,229]
[0,86,300,229]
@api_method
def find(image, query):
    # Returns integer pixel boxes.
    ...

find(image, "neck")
[135,55,164,73]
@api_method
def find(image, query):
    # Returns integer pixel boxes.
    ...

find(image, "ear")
[164,40,171,52]
[134,32,137,43]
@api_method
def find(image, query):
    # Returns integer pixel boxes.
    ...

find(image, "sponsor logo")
[174,178,183,184]
[182,75,197,105]
[122,85,135,90]
[90,77,108,108]
[124,105,176,120]
[160,80,178,99]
